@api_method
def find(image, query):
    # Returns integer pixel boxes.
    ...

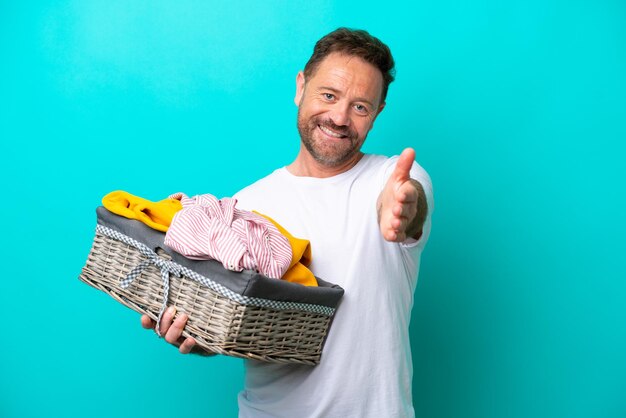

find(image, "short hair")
[303,27,395,103]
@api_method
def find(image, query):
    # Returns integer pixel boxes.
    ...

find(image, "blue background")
[1,1,625,417]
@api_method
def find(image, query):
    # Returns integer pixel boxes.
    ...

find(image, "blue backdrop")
[1,1,624,417]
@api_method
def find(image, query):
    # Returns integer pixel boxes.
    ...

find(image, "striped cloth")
[164,193,292,279]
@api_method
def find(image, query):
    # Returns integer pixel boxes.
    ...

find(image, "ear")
[294,71,305,106]
[376,101,386,116]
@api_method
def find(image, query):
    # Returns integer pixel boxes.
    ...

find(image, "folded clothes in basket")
[79,206,344,365]
[103,190,318,286]
[102,190,182,232]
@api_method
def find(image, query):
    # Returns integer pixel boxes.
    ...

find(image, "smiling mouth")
[318,124,348,139]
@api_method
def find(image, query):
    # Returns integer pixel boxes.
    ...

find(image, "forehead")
[308,53,384,105]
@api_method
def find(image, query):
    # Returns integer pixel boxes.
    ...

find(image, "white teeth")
[319,125,344,138]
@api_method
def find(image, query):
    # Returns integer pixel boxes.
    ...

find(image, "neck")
[287,147,364,178]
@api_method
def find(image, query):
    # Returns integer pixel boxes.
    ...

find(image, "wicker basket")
[79,209,343,365]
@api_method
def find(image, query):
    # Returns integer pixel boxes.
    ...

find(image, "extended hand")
[377,148,424,242]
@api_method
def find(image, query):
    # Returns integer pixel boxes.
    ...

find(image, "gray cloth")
[95,206,344,308]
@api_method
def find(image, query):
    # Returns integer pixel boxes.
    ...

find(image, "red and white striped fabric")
[164,193,292,279]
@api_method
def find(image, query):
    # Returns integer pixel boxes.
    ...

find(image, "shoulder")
[234,168,285,198]
[233,168,288,211]
[359,153,391,173]
[361,153,432,192]
[347,154,395,184]
[376,154,431,184]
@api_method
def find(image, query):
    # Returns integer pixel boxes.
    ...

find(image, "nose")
[329,103,351,127]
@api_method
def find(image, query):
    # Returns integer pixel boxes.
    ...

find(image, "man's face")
[295,52,385,168]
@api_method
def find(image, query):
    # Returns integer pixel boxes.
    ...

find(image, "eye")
[323,93,335,101]
[354,104,369,114]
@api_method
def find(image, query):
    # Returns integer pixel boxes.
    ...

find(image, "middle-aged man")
[142,27,434,417]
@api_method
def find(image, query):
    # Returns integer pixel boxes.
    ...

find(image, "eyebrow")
[319,86,376,109]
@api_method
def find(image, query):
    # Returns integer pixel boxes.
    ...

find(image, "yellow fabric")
[101,191,316,286]
[255,211,317,287]
[102,190,182,232]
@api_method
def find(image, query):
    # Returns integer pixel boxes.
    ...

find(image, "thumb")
[391,148,416,183]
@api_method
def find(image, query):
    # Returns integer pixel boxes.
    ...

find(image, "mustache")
[316,118,357,138]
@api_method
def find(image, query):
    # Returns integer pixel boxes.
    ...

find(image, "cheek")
[354,119,373,136]
[309,97,336,111]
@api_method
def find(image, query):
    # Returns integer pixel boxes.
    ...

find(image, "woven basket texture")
[79,232,331,365]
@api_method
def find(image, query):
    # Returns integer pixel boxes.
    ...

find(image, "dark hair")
[303,27,395,102]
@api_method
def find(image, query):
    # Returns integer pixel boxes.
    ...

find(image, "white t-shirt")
[234,154,434,418]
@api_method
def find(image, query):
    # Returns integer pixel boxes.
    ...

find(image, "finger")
[384,225,404,243]
[179,337,197,354]
[395,182,418,204]
[391,148,415,184]
[390,215,408,232]
[394,231,407,242]
[393,202,417,221]
[140,314,155,329]
[165,313,188,345]
[383,228,397,242]
[392,202,405,217]
[159,306,177,335]
[391,199,415,220]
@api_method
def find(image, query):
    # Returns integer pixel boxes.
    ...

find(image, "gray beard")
[296,109,363,167]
